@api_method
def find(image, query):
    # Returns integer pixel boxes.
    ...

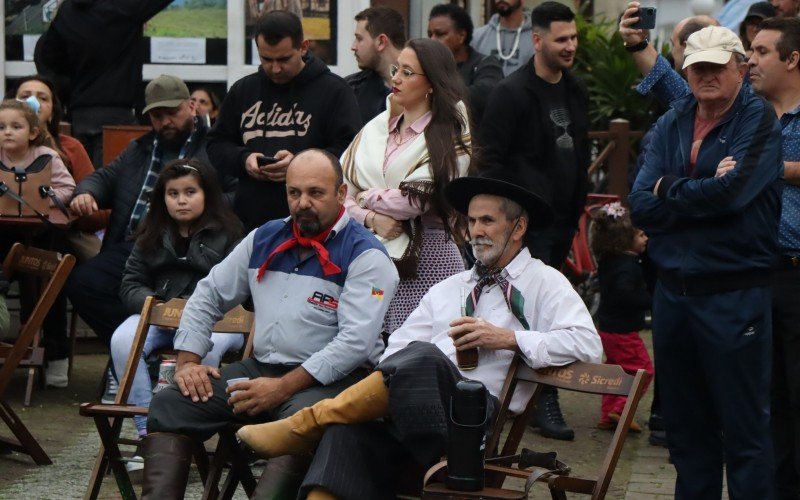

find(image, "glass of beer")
[456,288,479,370]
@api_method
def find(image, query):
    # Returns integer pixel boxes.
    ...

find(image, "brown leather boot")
[250,455,311,499]
[237,371,389,458]
[141,432,193,500]
[307,486,337,499]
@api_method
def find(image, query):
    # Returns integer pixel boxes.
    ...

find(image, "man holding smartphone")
[208,11,360,231]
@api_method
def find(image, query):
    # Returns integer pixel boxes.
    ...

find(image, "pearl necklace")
[496,25,522,61]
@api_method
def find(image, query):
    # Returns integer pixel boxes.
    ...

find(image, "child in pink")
[591,202,654,431]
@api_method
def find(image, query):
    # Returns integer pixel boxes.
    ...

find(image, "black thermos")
[446,380,488,491]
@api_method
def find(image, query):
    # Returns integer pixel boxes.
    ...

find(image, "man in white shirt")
[236,170,602,499]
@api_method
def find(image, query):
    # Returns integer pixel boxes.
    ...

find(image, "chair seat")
[79,402,149,418]
[423,482,528,500]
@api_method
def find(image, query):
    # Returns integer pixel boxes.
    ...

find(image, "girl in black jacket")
[110,159,242,441]
[591,202,654,432]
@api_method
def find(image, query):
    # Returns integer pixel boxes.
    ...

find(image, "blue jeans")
[110,314,244,433]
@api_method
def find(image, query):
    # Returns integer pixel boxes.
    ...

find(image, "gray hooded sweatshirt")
[471,11,534,77]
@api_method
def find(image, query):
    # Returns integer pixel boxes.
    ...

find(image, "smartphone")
[257,155,278,166]
[631,7,656,30]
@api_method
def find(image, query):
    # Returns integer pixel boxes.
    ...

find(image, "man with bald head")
[140,149,399,499]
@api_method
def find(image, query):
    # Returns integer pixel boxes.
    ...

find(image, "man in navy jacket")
[629,26,782,499]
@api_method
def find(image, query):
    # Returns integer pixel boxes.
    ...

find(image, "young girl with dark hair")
[110,159,243,443]
[591,201,654,432]
[341,37,472,334]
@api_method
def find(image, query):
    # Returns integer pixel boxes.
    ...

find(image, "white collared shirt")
[382,248,602,414]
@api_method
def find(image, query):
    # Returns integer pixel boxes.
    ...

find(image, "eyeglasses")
[390,65,426,79]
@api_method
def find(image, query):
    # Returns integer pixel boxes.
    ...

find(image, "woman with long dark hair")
[111,159,242,445]
[341,38,471,334]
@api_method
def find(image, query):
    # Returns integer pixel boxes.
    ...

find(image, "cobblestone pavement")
[0,329,736,499]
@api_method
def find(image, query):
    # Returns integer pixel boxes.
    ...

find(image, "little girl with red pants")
[591,202,654,432]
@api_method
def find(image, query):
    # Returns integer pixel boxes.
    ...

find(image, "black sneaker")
[530,389,575,441]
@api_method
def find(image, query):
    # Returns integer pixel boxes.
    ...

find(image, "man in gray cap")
[629,26,782,499]
[65,75,230,398]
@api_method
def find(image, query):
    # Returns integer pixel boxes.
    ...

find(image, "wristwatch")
[624,39,648,53]
[357,193,368,209]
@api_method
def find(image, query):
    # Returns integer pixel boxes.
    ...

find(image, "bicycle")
[562,193,621,317]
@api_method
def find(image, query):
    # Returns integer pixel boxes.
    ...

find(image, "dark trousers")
[772,266,800,499]
[71,106,136,169]
[525,224,575,270]
[64,241,134,345]
[148,358,361,441]
[301,342,498,500]
[652,282,774,499]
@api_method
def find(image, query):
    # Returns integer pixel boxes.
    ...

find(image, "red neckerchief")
[256,206,345,282]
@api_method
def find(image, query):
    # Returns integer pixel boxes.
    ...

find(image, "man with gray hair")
[629,26,782,498]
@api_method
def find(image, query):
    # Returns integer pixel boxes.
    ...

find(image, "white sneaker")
[101,368,119,404]
[45,358,69,388]
[125,455,144,472]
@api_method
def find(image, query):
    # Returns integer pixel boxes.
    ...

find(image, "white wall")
[0,0,372,96]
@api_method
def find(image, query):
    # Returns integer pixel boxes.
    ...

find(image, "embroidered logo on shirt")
[371,287,384,300]
[307,291,339,311]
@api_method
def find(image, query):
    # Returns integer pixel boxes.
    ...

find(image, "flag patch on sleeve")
[371,287,384,300]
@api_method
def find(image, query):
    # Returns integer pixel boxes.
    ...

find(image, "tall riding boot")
[237,371,389,458]
[530,386,575,441]
[307,487,337,499]
[141,432,194,500]
[251,455,312,500]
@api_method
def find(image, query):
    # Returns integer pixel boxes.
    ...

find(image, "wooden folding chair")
[422,357,651,499]
[0,243,75,465]
[79,296,255,500]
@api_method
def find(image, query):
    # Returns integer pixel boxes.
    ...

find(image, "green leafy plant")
[572,12,659,131]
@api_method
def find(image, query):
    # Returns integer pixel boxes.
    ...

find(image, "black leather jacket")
[119,223,241,314]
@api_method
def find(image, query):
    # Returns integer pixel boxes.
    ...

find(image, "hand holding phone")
[631,7,656,30]
[257,155,278,166]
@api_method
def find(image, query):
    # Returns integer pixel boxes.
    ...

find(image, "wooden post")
[607,118,631,206]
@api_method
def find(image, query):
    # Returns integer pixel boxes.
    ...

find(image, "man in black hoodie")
[34,0,172,168]
[208,11,361,231]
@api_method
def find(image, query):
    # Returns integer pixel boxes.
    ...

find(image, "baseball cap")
[682,26,746,70]
[143,74,190,114]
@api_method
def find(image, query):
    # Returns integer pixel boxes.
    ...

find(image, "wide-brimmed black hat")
[445,169,554,230]
[744,1,776,22]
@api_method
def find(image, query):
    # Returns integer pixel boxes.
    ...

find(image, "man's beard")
[470,236,502,267]
[157,121,193,149]
[295,209,321,236]
[496,0,521,17]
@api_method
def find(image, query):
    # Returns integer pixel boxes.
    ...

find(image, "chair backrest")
[485,357,650,497]
[102,125,151,167]
[0,243,75,396]
[115,296,255,405]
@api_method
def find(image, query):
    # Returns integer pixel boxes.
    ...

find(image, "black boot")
[251,455,312,499]
[648,413,668,447]
[141,432,193,500]
[530,386,574,441]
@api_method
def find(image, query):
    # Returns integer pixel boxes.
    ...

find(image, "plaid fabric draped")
[126,120,199,235]
[464,266,530,330]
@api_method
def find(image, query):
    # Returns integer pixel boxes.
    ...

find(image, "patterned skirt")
[384,228,465,334]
